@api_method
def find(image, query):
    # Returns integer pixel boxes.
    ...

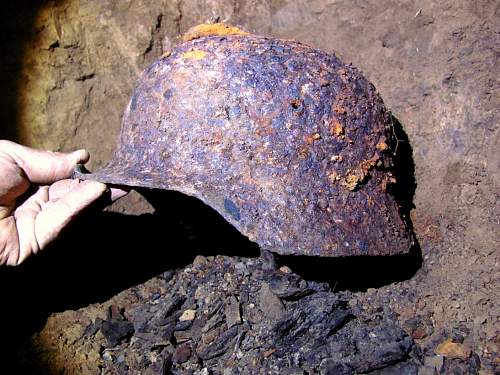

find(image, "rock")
[173,330,192,344]
[202,302,225,333]
[267,271,311,300]
[319,359,352,375]
[175,319,193,331]
[468,352,482,373]
[225,296,242,328]
[193,255,209,268]
[197,325,243,360]
[179,309,197,322]
[31,254,422,374]
[370,361,420,374]
[173,344,192,364]
[102,350,114,362]
[417,367,436,375]
[259,249,277,270]
[284,369,306,375]
[259,283,285,321]
[424,355,444,372]
[435,339,470,359]
[404,316,433,340]
[101,318,135,347]
[279,266,293,274]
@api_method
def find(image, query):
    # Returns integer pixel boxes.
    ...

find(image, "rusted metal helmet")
[76,24,414,257]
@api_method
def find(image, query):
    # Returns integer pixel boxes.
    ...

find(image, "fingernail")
[83,180,107,193]
[73,149,90,163]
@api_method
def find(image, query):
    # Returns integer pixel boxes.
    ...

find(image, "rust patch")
[376,138,389,151]
[182,49,206,60]
[329,118,344,138]
[182,23,249,42]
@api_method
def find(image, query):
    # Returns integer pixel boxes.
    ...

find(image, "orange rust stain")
[328,171,340,183]
[304,133,321,145]
[337,68,349,82]
[333,104,347,115]
[360,154,380,173]
[290,99,304,115]
[182,49,207,60]
[298,147,309,159]
[342,154,381,191]
[380,173,397,192]
[255,116,274,137]
[343,173,362,191]
[376,141,389,151]
[329,118,344,138]
[183,23,249,42]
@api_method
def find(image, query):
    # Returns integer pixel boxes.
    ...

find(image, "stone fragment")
[173,344,192,364]
[435,339,470,359]
[179,309,197,322]
[197,325,242,360]
[417,366,436,375]
[424,355,444,372]
[101,319,135,347]
[319,359,352,375]
[259,283,285,321]
[267,272,311,300]
[225,296,242,328]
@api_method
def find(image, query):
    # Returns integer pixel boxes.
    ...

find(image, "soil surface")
[0,0,498,374]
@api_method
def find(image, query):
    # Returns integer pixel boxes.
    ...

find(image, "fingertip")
[72,149,90,164]
[80,179,107,194]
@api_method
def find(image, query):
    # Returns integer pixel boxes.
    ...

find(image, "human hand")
[0,140,126,266]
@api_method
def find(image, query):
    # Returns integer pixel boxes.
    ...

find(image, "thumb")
[1,140,90,184]
[34,180,107,249]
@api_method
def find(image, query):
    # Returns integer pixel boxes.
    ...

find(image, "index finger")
[0,140,90,184]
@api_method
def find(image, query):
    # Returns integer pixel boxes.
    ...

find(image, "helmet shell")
[78,29,413,257]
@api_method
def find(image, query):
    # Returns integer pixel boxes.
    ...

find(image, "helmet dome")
[76,25,414,257]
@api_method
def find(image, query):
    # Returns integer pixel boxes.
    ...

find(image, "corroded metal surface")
[76,28,414,257]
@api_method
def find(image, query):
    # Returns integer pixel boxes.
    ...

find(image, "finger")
[0,151,30,207]
[50,180,129,202]
[48,179,81,201]
[34,180,107,249]
[13,186,50,264]
[0,140,89,184]
[0,217,20,266]
[50,179,129,204]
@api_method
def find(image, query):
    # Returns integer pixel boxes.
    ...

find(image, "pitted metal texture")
[76,30,414,257]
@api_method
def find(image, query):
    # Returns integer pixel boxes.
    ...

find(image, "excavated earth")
[0,1,498,374]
